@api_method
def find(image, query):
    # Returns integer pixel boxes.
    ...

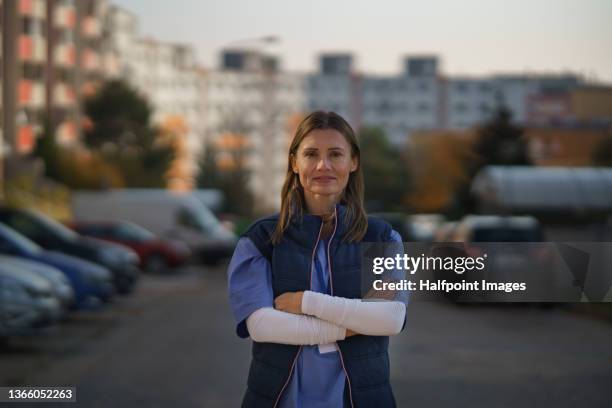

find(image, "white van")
[71,190,237,264]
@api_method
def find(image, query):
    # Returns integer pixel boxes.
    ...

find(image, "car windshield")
[177,203,221,233]
[473,227,541,242]
[29,212,79,242]
[0,223,42,254]
[117,222,155,242]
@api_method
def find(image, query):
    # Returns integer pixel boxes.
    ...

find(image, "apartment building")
[102,4,205,188]
[203,49,307,211]
[1,0,106,157]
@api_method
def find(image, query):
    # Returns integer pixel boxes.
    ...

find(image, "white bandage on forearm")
[246,307,347,345]
[302,291,406,336]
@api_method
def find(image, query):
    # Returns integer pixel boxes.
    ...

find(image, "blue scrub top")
[227,230,407,408]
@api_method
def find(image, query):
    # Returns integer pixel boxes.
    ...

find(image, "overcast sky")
[115,0,612,82]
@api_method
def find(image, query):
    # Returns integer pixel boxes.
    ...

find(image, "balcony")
[57,120,77,145]
[54,43,76,67]
[53,83,77,108]
[81,81,99,98]
[19,34,46,63]
[18,80,45,108]
[53,5,76,29]
[81,49,100,71]
[19,0,46,19]
[81,16,101,38]
[17,125,35,154]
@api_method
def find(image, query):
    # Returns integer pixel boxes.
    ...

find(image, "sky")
[115,0,612,82]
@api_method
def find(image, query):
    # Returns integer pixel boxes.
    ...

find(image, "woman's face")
[292,128,358,201]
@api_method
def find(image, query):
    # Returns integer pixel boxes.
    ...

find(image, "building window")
[480,83,491,93]
[480,103,491,114]
[418,102,430,113]
[454,103,468,113]
[22,18,45,36]
[22,63,45,80]
[60,30,75,44]
[455,82,468,93]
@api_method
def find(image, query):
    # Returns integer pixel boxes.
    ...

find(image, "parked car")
[451,215,544,244]
[434,221,459,242]
[71,190,237,264]
[435,215,551,302]
[0,275,42,336]
[370,213,416,241]
[0,255,74,311]
[68,221,191,273]
[0,262,61,329]
[0,223,114,308]
[408,214,445,243]
[0,208,140,294]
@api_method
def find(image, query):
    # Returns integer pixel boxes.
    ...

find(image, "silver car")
[0,262,62,328]
[0,275,41,336]
[0,255,75,312]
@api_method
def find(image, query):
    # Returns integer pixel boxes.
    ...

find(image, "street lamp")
[225,35,280,47]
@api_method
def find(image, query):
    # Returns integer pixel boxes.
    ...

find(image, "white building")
[359,75,441,145]
[444,77,497,129]
[306,55,443,145]
[202,51,307,211]
[102,5,205,184]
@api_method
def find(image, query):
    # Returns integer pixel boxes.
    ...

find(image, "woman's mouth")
[313,176,336,183]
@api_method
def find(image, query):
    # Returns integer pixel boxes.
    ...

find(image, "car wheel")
[145,253,169,274]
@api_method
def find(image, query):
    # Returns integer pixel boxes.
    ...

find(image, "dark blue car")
[0,223,114,309]
[0,208,140,294]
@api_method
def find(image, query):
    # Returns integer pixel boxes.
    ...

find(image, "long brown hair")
[271,111,367,244]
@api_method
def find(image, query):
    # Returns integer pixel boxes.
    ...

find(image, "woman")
[228,111,408,408]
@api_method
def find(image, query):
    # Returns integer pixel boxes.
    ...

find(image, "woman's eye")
[304,152,316,157]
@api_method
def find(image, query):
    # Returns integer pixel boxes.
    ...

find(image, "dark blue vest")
[240,204,401,408]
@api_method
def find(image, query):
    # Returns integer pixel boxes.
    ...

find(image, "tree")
[32,120,123,189]
[83,80,174,187]
[592,134,612,167]
[358,127,410,212]
[473,107,530,168]
[32,119,62,182]
[196,139,254,216]
[451,106,531,217]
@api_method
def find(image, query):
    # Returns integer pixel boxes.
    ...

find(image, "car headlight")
[98,249,120,267]
[26,285,53,298]
[123,250,139,265]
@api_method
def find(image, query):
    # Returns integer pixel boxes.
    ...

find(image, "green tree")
[31,120,123,189]
[473,107,530,168]
[592,134,612,167]
[84,80,174,187]
[32,119,62,181]
[196,141,254,216]
[451,106,531,217]
[358,127,410,212]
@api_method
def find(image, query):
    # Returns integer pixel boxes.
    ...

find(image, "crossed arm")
[246,291,406,345]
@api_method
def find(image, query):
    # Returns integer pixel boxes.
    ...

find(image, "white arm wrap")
[302,291,406,336]
[246,307,347,345]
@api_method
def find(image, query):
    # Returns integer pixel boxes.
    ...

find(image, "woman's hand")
[345,329,358,337]
[274,292,304,314]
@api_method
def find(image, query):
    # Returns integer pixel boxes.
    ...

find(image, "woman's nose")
[316,157,332,170]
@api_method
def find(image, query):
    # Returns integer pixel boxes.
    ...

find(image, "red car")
[68,221,191,273]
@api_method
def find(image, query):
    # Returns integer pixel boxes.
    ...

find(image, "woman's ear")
[290,154,298,174]
[350,157,358,172]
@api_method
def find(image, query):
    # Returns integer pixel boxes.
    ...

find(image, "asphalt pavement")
[1,264,611,407]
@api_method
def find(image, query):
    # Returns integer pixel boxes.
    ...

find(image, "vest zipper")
[272,218,325,408]
[327,206,356,408]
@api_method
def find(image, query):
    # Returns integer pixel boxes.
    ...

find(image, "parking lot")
[1,263,612,408]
